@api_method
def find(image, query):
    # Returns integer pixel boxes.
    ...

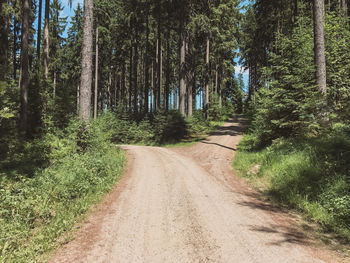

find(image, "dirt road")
[51,118,338,263]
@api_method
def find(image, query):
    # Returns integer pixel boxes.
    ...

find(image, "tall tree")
[0,0,9,80]
[19,0,30,134]
[43,0,50,79]
[313,0,327,96]
[179,13,186,116]
[94,23,98,119]
[36,0,42,69]
[79,0,94,123]
[205,35,210,118]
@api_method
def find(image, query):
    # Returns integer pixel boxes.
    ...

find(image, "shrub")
[152,110,187,143]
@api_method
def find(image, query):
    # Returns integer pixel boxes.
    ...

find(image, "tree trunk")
[133,37,138,113]
[154,40,158,111]
[144,10,149,113]
[151,60,154,112]
[79,0,94,123]
[122,63,126,106]
[205,36,210,118]
[19,0,30,135]
[156,14,163,110]
[107,70,111,109]
[215,64,218,94]
[94,24,98,119]
[0,0,9,80]
[43,0,49,80]
[313,0,327,96]
[159,37,163,109]
[179,18,186,116]
[13,15,18,80]
[165,30,170,111]
[218,69,222,107]
[53,71,56,98]
[129,39,133,111]
[36,0,42,69]
[77,84,80,113]
[187,41,194,117]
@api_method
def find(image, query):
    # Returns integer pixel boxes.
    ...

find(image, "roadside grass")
[234,132,350,243]
[0,120,126,263]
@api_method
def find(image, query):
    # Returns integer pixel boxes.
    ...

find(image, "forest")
[0,0,350,261]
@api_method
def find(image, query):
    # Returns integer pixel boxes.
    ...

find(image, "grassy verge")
[234,133,350,242]
[0,121,126,262]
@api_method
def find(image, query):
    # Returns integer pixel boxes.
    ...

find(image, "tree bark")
[36,0,42,69]
[77,84,80,113]
[108,70,112,109]
[179,18,186,116]
[154,39,158,111]
[187,41,194,117]
[79,0,94,123]
[13,15,18,79]
[133,37,138,113]
[151,60,155,112]
[215,64,218,94]
[94,24,98,119]
[19,0,30,135]
[218,69,222,107]
[158,36,163,109]
[0,0,9,80]
[53,71,56,98]
[165,30,170,111]
[205,36,210,118]
[144,9,149,113]
[122,63,126,106]
[313,0,327,96]
[43,0,49,80]
[129,39,133,111]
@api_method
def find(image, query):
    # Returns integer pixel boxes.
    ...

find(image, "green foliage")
[90,108,232,146]
[242,7,350,146]
[152,110,187,144]
[325,12,350,124]
[186,110,211,135]
[0,119,126,262]
[234,130,350,241]
[94,110,187,145]
[250,15,320,146]
[93,111,154,144]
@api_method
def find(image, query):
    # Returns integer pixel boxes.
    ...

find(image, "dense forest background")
[1,0,350,261]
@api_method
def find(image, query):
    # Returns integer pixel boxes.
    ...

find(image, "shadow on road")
[246,224,310,246]
[209,119,244,137]
[200,140,237,151]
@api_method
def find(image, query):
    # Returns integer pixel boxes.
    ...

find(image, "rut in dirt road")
[51,118,336,263]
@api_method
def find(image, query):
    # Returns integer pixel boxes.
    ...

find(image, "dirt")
[50,117,344,263]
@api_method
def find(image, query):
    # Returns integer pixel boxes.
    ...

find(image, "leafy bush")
[152,110,187,143]
[186,110,210,135]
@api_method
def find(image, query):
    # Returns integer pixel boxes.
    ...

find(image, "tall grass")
[0,119,126,262]
[234,131,350,241]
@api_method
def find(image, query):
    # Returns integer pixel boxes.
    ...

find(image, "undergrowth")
[97,106,233,146]
[0,119,126,262]
[234,124,350,242]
